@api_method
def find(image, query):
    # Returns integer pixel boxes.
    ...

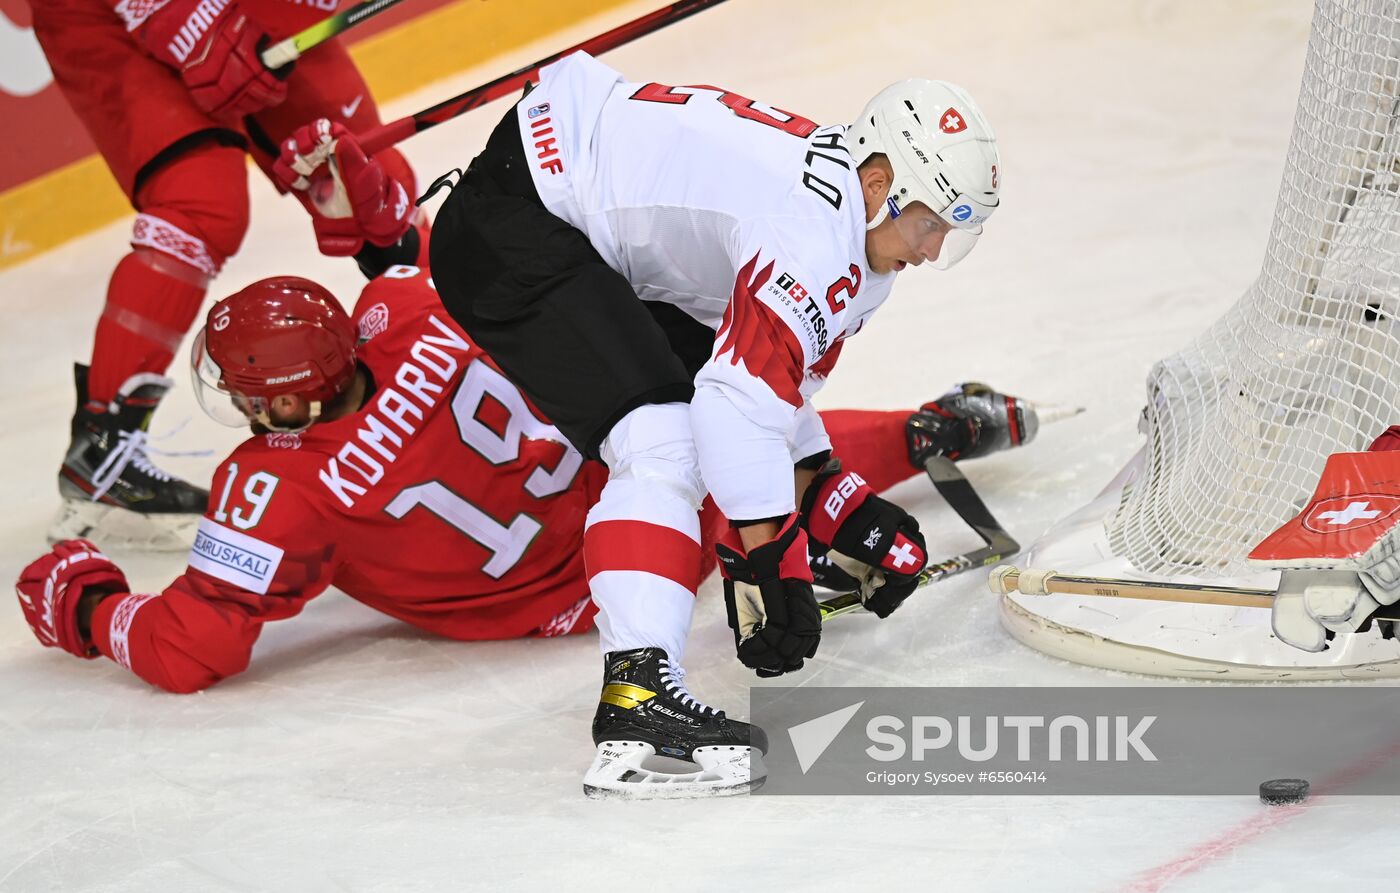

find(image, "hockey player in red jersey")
[426,53,1001,791]
[13,265,1036,704]
[29,0,426,550]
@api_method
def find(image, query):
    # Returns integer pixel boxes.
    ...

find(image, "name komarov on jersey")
[319,314,473,508]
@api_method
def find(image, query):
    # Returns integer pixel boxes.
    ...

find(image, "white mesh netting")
[1105,0,1400,578]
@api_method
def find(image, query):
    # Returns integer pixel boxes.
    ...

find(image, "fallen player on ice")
[16,78,1049,797]
[15,267,1046,793]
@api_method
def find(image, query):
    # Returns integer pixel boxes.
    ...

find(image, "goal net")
[1005,0,1400,678]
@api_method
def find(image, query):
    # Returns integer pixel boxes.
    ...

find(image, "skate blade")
[582,741,767,800]
[48,499,199,552]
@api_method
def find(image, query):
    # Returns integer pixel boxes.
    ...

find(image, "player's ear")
[858,154,893,219]
[269,393,307,424]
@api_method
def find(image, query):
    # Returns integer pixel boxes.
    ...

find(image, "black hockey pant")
[429,107,712,460]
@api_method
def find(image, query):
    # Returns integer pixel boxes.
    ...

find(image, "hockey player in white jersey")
[427,52,1000,797]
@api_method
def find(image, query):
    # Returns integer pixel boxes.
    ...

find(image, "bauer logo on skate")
[318,315,472,508]
[1302,494,1400,533]
[188,518,284,595]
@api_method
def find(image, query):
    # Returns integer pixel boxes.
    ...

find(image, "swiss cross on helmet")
[192,277,358,432]
[848,79,1000,268]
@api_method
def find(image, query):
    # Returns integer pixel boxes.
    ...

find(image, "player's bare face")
[866,202,951,274]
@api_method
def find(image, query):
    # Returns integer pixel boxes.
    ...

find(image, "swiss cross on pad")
[1317,501,1382,526]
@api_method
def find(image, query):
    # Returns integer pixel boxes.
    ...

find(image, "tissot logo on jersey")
[188,518,285,595]
[763,278,830,356]
[319,315,473,508]
[776,272,809,302]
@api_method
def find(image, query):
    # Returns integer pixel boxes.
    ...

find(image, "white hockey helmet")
[849,79,1000,268]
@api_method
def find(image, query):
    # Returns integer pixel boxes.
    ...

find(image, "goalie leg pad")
[1271,574,1330,653]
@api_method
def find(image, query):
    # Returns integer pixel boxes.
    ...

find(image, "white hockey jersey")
[519,52,897,519]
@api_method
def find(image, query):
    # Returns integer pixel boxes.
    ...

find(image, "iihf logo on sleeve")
[528,103,551,119]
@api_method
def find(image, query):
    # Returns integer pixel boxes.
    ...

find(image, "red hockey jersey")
[91,265,605,692]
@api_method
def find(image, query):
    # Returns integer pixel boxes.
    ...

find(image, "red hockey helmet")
[192,277,358,432]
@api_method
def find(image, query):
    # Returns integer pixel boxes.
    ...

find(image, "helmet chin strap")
[866,195,899,231]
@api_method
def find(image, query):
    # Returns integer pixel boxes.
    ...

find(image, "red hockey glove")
[15,539,128,659]
[273,119,413,257]
[716,514,822,677]
[137,0,290,119]
[801,461,928,618]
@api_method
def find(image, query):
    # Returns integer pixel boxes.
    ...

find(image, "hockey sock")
[88,142,248,406]
[585,404,702,661]
[822,408,923,491]
[87,248,209,406]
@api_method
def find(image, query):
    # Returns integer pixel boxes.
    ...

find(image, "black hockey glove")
[801,461,928,618]
[716,514,822,677]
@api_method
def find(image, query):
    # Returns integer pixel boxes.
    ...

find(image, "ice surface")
[4,1,1399,890]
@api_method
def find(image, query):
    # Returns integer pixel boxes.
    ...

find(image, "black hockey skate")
[51,364,208,551]
[906,381,1042,465]
[584,647,767,799]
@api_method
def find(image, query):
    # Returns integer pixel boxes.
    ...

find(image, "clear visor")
[889,200,983,270]
[191,327,269,428]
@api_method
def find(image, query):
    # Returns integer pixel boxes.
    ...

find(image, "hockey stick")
[358,0,731,154]
[817,456,1021,620]
[987,565,1400,619]
[261,0,410,70]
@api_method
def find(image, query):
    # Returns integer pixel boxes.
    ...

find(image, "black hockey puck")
[1259,778,1309,805]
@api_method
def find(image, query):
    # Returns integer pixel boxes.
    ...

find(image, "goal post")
[1005,0,1400,679]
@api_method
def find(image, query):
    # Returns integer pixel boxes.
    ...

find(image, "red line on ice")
[1120,734,1400,893]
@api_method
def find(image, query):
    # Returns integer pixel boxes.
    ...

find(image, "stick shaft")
[1006,568,1275,609]
[359,0,731,154]
[261,0,409,69]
